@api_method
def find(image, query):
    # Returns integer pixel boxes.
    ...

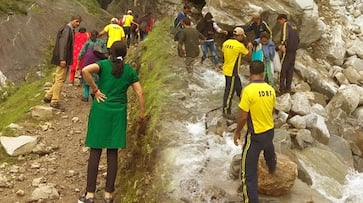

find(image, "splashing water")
[332,170,363,203]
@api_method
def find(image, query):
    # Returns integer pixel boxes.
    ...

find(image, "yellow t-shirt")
[239,81,275,134]
[103,24,125,48]
[222,39,249,76]
[122,14,134,27]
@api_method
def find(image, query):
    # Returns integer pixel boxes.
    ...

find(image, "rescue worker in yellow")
[221,27,252,120]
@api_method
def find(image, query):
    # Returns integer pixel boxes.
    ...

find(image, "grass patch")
[115,17,174,202]
[74,0,101,14]
[0,0,33,15]
[0,37,54,131]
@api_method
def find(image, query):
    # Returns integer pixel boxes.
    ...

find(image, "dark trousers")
[123,27,131,47]
[279,51,296,91]
[223,74,242,114]
[241,129,276,203]
[86,148,118,193]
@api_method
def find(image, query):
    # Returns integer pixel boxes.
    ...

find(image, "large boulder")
[229,153,297,197]
[294,54,338,99]
[326,85,361,121]
[258,153,297,196]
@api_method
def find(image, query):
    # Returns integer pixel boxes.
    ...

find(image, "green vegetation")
[74,0,101,14]
[0,38,54,131]
[0,37,54,162]
[116,18,173,202]
[0,0,33,15]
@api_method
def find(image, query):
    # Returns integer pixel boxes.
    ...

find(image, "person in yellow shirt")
[98,18,125,50]
[233,61,277,203]
[120,10,139,48]
[221,27,251,120]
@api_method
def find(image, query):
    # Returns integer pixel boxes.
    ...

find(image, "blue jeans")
[201,41,219,65]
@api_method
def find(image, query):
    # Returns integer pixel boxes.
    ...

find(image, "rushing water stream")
[153,59,363,203]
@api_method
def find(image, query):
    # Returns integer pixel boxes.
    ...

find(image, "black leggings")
[86,148,118,193]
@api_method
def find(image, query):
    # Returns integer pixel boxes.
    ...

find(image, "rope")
[204,106,223,134]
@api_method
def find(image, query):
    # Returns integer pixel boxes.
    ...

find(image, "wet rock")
[328,134,354,168]
[204,186,226,201]
[295,129,314,149]
[257,154,297,196]
[229,154,241,180]
[180,178,200,194]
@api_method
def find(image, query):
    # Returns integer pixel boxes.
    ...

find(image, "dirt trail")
[1,81,110,203]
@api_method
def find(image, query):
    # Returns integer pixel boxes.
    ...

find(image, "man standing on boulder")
[43,15,82,109]
[233,61,277,203]
[276,14,299,94]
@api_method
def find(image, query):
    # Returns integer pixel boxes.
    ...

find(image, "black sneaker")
[78,193,95,203]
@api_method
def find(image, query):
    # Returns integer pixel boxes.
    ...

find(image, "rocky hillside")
[1,0,363,202]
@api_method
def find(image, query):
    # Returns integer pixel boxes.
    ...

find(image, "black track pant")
[223,75,242,114]
[279,51,296,92]
[240,129,276,203]
[86,148,118,193]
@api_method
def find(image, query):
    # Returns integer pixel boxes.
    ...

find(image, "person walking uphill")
[43,15,82,109]
[178,17,205,77]
[197,12,228,71]
[233,61,277,203]
[221,27,251,120]
[119,10,139,48]
[98,18,125,50]
[78,40,145,203]
[77,30,107,102]
[69,27,90,85]
[276,14,299,94]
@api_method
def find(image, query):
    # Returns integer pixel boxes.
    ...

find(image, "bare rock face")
[257,154,297,196]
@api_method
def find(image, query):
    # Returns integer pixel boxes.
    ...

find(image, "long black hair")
[90,30,98,42]
[109,41,127,78]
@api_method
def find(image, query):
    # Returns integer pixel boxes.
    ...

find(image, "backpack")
[93,42,108,59]
[251,43,264,62]
[118,15,125,26]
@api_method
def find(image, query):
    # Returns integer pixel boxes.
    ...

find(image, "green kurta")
[85,59,139,149]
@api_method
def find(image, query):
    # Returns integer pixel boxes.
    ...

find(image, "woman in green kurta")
[78,41,145,203]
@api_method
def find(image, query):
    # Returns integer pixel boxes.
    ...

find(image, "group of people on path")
[43,13,148,203]
[43,6,299,203]
[174,5,300,203]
